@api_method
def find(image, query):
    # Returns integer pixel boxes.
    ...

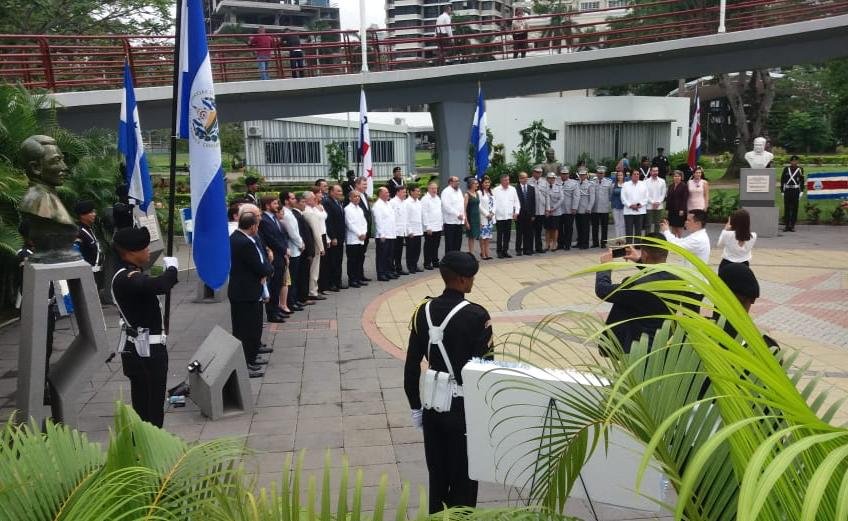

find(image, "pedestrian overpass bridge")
[6,2,848,181]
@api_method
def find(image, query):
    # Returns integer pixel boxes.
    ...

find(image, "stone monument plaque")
[746,175,771,193]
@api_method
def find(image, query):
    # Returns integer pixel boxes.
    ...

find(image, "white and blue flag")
[118,60,153,212]
[470,86,489,180]
[176,0,230,290]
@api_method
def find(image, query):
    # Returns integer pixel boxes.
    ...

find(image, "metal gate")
[561,121,671,167]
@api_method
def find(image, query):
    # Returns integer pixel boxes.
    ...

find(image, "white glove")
[410,408,423,431]
[163,257,179,270]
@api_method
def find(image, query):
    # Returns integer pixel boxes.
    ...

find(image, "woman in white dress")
[477,176,495,260]
[717,208,757,270]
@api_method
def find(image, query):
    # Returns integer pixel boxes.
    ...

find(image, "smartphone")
[612,247,627,258]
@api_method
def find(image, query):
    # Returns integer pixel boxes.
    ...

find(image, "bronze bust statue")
[19,135,81,262]
[542,147,561,175]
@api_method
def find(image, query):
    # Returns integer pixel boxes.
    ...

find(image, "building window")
[608,0,627,8]
[265,141,321,164]
[372,141,395,163]
[579,1,600,10]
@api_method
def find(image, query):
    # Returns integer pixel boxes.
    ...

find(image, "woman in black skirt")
[665,170,689,238]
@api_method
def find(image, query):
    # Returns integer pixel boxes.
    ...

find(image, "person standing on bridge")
[248,26,275,80]
[435,5,454,65]
[511,8,529,59]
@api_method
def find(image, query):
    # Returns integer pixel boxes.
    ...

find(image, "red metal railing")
[1,0,845,91]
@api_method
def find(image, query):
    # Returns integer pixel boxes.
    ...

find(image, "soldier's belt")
[127,334,166,345]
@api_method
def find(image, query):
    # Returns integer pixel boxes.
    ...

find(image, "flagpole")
[164,0,184,334]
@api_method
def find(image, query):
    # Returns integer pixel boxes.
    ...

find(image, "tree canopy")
[1,0,173,35]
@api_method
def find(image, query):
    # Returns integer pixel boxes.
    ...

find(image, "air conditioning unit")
[247,126,262,137]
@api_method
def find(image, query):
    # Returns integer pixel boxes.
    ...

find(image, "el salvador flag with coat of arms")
[176,0,230,290]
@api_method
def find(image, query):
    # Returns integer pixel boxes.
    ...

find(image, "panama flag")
[470,86,489,180]
[176,0,230,290]
[687,87,701,171]
[118,60,153,212]
[359,89,373,196]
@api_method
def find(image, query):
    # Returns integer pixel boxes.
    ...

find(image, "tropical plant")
[488,239,848,520]
[831,204,845,225]
[326,141,349,183]
[804,201,821,224]
[519,120,555,165]
[1,402,583,521]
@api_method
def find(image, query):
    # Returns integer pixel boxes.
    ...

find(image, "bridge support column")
[429,101,474,187]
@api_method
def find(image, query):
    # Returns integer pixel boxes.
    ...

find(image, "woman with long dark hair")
[718,208,757,268]
[666,170,689,238]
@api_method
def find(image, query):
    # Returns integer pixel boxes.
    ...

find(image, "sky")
[338,0,386,30]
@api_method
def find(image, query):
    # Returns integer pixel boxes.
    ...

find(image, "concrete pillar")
[429,100,474,187]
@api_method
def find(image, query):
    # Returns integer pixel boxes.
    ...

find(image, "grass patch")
[415,150,436,168]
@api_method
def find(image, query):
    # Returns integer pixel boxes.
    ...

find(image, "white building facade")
[243,116,416,182]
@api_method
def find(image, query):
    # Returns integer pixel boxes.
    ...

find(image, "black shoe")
[257,346,274,354]
[361,277,372,282]
[516,251,523,256]
[388,274,399,279]
[497,254,505,259]
[307,295,327,301]
[503,253,513,258]
[524,251,533,256]
[249,370,265,378]
[350,281,362,288]
[267,316,286,323]
[329,286,340,292]
[397,271,410,276]
[432,260,440,267]
[424,264,433,270]
[536,249,545,254]
[260,342,267,348]
[247,363,263,371]
[291,304,305,311]
[592,243,600,248]
[253,357,269,365]
[378,276,390,281]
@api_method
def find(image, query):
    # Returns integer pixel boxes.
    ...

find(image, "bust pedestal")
[739,168,778,238]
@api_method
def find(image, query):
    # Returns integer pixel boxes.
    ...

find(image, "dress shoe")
[397,271,410,276]
[260,342,267,348]
[257,346,274,354]
[536,249,545,254]
[358,280,368,286]
[503,253,513,258]
[308,295,327,301]
[302,299,316,305]
[361,277,372,282]
[524,251,533,256]
[267,316,286,323]
[424,264,433,270]
[247,363,263,371]
[592,243,600,248]
[350,281,362,288]
[388,273,399,279]
[339,284,349,290]
[253,357,269,365]
[297,300,309,306]
[280,309,293,316]
[291,304,305,311]
[516,251,523,256]
[378,276,390,281]
[432,260,440,267]
[249,370,265,378]
[329,286,340,292]
[497,254,505,259]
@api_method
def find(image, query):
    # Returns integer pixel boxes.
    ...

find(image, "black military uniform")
[403,252,493,513]
[780,159,804,232]
[651,148,669,178]
[244,176,259,205]
[74,201,103,286]
[387,170,405,198]
[111,227,178,427]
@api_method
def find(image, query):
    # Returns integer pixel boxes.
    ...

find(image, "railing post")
[122,38,136,85]
[37,38,55,90]
[718,0,727,33]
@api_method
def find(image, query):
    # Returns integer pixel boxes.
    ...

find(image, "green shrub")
[831,204,845,225]
[708,190,739,222]
[804,201,822,224]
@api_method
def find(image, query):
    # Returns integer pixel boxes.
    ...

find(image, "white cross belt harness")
[418,300,469,412]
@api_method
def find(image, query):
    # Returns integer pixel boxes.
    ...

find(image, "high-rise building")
[207,0,340,34]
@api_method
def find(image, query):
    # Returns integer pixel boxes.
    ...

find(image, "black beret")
[718,263,760,300]
[113,226,151,252]
[74,200,95,215]
[245,176,258,185]
[440,251,479,278]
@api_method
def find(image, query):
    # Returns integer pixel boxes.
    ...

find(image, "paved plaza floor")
[0,223,845,520]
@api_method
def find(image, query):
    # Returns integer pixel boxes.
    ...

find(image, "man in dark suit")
[594,233,677,355]
[514,171,536,256]
[257,195,288,322]
[292,192,314,305]
[229,211,274,377]
[321,184,346,291]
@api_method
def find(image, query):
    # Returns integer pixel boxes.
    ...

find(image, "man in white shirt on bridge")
[441,176,465,253]
[492,174,520,258]
[435,5,453,64]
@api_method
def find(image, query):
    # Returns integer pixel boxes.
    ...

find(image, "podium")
[462,360,668,513]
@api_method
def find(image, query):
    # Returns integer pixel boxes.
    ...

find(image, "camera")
[608,237,629,258]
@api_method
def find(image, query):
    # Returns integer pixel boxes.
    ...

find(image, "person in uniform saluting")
[111,226,179,427]
[404,251,493,513]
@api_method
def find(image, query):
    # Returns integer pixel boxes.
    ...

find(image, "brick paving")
[0,223,845,520]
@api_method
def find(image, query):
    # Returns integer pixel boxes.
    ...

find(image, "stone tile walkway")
[0,223,845,520]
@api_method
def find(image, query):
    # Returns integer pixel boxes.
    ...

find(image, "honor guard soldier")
[780,155,804,232]
[528,165,548,253]
[244,176,259,205]
[590,166,613,248]
[111,227,179,427]
[387,166,405,198]
[74,200,103,284]
[404,251,493,513]
[651,147,670,178]
[558,167,579,250]
[575,169,595,249]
